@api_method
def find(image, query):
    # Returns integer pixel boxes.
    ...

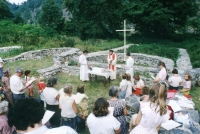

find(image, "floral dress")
[108,99,127,134]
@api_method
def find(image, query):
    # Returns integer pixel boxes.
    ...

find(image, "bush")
[60,37,76,47]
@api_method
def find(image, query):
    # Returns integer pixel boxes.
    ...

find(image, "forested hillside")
[0,0,200,67]
[7,0,63,23]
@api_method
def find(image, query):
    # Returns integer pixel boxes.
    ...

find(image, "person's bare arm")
[156,125,161,131]
[123,107,128,116]
[72,101,79,114]
[135,110,142,126]
[55,94,60,101]
[115,127,121,134]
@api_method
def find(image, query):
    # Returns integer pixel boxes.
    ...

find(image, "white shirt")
[156,68,167,81]
[0,57,3,68]
[43,87,59,105]
[25,125,77,134]
[87,113,121,134]
[168,75,182,87]
[136,79,144,89]
[59,95,76,118]
[183,80,191,89]
[10,75,25,94]
[79,54,87,65]
[120,79,128,91]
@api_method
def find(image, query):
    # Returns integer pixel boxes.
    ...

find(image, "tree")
[64,0,124,40]
[0,0,13,20]
[123,0,198,36]
[39,0,64,32]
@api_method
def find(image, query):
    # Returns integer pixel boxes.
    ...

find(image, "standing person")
[1,69,14,107]
[37,76,46,107]
[43,77,61,128]
[59,84,78,130]
[0,101,15,134]
[0,57,3,80]
[125,52,134,84]
[180,74,192,95]
[154,61,167,83]
[87,98,121,134]
[10,67,30,104]
[24,70,34,97]
[168,69,182,90]
[130,82,169,134]
[108,86,128,134]
[7,98,77,134]
[107,50,117,80]
[79,50,89,83]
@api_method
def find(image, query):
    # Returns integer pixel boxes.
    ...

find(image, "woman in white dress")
[130,82,169,134]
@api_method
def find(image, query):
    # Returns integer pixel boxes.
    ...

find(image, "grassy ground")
[4,56,200,133]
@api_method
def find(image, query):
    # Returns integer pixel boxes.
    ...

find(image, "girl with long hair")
[130,82,169,134]
[154,61,167,83]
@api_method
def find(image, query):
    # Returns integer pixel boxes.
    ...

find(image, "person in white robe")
[107,50,117,80]
[79,50,89,82]
[125,52,134,84]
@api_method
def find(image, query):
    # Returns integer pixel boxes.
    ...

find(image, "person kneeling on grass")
[118,73,128,99]
[7,98,77,134]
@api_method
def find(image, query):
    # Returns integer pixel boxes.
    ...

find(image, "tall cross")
[116,20,135,60]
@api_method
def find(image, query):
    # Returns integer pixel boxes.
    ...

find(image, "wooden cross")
[116,20,135,60]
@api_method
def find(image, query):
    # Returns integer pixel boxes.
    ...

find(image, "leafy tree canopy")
[0,0,13,20]
[39,0,64,32]
[64,0,124,40]
[124,0,198,36]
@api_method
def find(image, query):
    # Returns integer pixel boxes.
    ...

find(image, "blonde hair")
[39,76,44,81]
[126,74,131,81]
[149,83,167,116]
[64,84,73,94]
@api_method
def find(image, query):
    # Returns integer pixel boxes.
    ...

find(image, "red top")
[37,82,46,90]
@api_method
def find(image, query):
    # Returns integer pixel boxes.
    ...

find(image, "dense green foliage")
[128,44,179,63]
[124,0,198,36]
[0,0,13,20]
[39,0,64,32]
[64,0,124,39]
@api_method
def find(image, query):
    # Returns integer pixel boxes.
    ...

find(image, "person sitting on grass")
[7,98,77,134]
[118,73,128,99]
[76,85,89,133]
[87,98,121,134]
[59,84,78,130]
[140,86,150,102]
[180,74,192,95]
[133,75,144,96]
[126,74,133,98]
[168,69,182,90]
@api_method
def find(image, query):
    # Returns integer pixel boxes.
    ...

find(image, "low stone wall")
[86,53,174,70]
[37,64,61,78]
[0,46,22,53]
[3,47,73,63]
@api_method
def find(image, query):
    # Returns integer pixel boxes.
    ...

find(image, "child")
[118,73,128,99]
[168,69,182,90]
[125,74,132,98]
[37,76,46,93]
[24,70,34,97]
[133,75,144,96]
[37,76,46,107]
[140,86,150,102]
[76,85,89,133]
[180,74,191,95]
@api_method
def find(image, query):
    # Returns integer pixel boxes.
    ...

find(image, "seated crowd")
[0,60,195,134]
